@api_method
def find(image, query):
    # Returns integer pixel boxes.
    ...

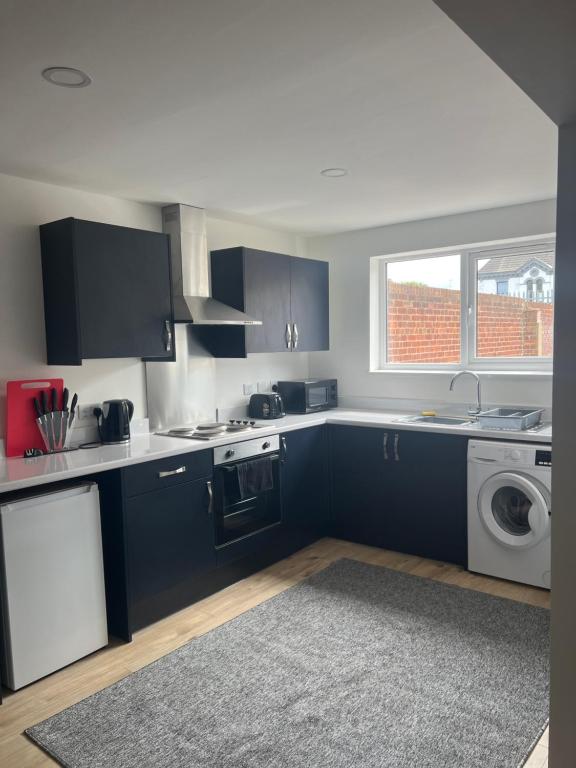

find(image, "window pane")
[386,254,461,364]
[476,248,554,358]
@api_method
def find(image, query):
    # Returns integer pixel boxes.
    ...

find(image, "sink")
[408,415,474,426]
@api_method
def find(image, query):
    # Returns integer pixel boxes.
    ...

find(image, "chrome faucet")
[449,371,482,417]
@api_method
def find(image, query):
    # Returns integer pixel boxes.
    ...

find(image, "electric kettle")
[93,399,134,444]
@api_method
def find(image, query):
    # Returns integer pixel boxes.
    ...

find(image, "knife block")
[36,411,76,454]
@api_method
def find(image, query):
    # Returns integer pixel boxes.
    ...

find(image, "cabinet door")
[125,478,215,628]
[244,249,292,353]
[387,430,468,565]
[290,257,329,351]
[330,425,391,545]
[281,426,330,533]
[75,220,173,359]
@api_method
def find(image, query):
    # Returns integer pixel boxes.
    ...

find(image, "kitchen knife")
[60,389,70,449]
[51,387,61,447]
[65,393,79,448]
[33,396,51,451]
[33,397,44,419]
[40,390,55,451]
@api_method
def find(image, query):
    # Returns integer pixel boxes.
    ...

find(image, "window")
[372,238,555,371]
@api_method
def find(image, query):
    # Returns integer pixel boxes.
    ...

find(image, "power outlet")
[243,383,256,396]
[78,403,98,421]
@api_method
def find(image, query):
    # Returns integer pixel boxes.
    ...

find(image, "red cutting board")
[5,379,64,457]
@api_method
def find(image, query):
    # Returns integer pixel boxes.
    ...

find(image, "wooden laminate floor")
[0,538,551,768]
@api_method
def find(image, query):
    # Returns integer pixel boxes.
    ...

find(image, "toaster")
[248,393,285,420]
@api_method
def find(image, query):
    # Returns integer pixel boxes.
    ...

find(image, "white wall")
[0,173,309,434]
[306,199,556,410]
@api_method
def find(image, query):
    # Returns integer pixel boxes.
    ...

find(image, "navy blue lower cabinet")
[329,425,467,566]
[98,450,216,639]
[125,477,216,631]
[384,430,468,566]
[280,426,330,537]
[330,425,392,546]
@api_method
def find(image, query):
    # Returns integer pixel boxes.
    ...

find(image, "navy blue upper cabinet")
[40,218,174,365]
[289,257,329,352]
[202,247,329,357]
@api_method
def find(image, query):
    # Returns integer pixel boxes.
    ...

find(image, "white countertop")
[0,409,552,495]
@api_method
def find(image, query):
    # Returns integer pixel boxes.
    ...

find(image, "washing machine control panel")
[469,440,552,469]
[502,446,532,463]
[535,449,552,467]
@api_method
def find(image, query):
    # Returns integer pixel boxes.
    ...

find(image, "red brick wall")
[387,281,553,363]
[387,282,460,363]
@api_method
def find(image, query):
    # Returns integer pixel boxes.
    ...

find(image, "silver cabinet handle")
[285,322,292,349]
[393,433,400,462]
[164,320,173,353]
[206,480,213,515]
[292,323,299,350]
[281,436,288,463]
[158,465,186,478]
[383,432,389,461]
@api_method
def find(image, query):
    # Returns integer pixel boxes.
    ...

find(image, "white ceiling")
[0,0,557,234]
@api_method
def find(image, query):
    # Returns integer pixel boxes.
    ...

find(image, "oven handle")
[217,453,280,470]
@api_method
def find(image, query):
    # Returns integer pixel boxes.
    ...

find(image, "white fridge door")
[0,483,108,689]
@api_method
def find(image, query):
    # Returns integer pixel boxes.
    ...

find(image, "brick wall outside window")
[386,281,553,364]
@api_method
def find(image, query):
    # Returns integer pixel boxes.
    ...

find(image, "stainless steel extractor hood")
[162,203,261,325]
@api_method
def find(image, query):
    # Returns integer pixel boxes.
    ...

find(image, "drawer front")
[123,450,212,497]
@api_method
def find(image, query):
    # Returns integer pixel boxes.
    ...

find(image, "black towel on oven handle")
[237,456,274,499]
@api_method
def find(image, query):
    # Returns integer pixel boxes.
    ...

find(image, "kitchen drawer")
[123,451,212,497]
[215,521,282,566]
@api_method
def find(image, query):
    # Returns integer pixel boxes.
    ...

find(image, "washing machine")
[468,440,551,589]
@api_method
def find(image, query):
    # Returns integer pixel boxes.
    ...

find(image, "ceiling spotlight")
[320,168,348,178]
[41,67,92,88]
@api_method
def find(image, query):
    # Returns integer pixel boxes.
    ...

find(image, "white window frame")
[370,234,555,373]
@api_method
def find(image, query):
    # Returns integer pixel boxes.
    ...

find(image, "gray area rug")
[27,559,550,768]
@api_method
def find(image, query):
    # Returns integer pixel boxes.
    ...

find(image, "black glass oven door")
[214,455,281,546]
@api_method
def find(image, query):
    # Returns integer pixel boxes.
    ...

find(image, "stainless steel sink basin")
[408,416,474,426]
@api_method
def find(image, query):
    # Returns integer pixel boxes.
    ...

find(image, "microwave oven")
[275,379,337,414]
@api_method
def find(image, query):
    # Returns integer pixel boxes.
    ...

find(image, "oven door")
[214,453,281,546]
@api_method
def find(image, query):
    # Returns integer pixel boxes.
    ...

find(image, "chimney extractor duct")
[162,203,261,325]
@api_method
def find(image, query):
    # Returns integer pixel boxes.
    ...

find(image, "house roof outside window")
[478,252,555,279]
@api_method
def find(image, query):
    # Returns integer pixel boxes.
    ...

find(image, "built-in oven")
[213,435,282,554]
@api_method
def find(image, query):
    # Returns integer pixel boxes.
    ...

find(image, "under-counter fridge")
[0,482,108,690]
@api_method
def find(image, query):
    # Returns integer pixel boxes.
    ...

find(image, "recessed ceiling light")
[320,168,348,178]
[41,66,92,88]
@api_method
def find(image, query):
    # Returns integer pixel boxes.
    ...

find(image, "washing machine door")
[478,471,551,549]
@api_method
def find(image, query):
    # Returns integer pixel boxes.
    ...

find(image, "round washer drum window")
[492,486,532,536]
